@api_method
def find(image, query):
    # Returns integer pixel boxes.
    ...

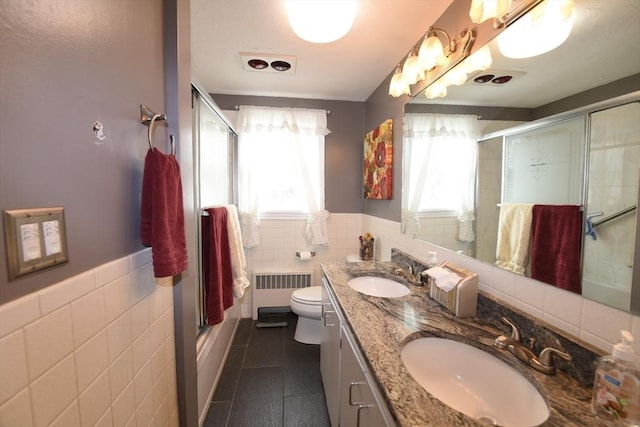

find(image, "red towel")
[530,205,582,293]
[141,148,188,277]
[202,208,234,325]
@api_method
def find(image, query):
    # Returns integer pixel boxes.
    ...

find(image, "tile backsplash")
[0,249,178,427]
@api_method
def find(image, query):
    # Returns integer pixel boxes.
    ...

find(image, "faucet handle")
[406,263,413,276]
[501,317,521,341]
[538,347,572,367]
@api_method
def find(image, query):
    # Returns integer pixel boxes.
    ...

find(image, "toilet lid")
[292,286,321,303]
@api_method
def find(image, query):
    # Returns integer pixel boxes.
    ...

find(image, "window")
[402,113,479,241]
[236,105,330,247]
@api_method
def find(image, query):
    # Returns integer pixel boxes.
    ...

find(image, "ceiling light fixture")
[285,0,357,43]
[497,0,575,59]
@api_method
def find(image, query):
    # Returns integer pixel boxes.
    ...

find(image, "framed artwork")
[363,118,393,199]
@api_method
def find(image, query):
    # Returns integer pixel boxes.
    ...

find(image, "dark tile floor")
[204,312,331,427]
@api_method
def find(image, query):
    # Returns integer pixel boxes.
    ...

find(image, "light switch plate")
[3,207,68,281]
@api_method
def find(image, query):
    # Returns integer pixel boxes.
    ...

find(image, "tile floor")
[204,313,330,427]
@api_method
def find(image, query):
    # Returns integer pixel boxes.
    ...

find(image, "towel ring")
[147,113,163,150]
[147,113,176,155]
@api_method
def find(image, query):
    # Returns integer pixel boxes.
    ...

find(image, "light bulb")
[461,45,493,74]
[425,81,448,99]
[469,0,512,24]
[389,66,410,97]
[418,32,445,71]
[401,51,422,85]
[443,66,469,86]
[285,0,357,43]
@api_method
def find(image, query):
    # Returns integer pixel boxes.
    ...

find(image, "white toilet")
[290,286,322,344]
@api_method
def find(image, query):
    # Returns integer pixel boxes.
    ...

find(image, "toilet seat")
[291,286,321,305]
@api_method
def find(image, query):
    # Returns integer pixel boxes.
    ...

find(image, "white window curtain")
[402,113,480,241]
[237,105,331,248]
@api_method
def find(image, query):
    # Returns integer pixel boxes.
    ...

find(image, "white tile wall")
[242,213,363,315]
[0,248,178,427]
[361,214,640,364]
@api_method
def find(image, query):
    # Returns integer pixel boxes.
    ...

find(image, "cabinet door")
[320,277,341,427]
[339,326,387,427]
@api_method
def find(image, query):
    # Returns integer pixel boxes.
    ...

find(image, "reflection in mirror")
[582,103,640,311]
[401,114,479,253]
[401,1,640,313]
[492,117,586,293]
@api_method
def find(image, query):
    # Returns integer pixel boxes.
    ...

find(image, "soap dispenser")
[592,330,640,425]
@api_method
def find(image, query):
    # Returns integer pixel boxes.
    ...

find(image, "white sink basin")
[347,276,410,298]
[401,337,549,427]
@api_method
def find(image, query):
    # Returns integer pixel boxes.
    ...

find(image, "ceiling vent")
[465,69,526,86]
[240,52,297,74]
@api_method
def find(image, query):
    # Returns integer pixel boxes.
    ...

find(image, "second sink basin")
[401,337,549,427]
[347,276,410,298]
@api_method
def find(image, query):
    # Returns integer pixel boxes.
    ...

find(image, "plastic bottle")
[592,330,640,425]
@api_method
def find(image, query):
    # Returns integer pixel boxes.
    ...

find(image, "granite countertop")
[320,260,599,427]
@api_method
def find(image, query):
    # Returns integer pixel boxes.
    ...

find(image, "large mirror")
[402,0,640,312]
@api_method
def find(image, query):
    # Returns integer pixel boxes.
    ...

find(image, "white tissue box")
[427,262,478,317]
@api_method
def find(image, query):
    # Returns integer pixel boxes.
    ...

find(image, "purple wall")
[0,1,167,304]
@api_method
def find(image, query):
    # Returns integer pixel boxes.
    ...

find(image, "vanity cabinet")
[339,325,388,427]
[320,276,394,426]
[321,277,342,426]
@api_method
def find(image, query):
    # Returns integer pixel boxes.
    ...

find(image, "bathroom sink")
[401,338,549,427]
[347,276,410,298]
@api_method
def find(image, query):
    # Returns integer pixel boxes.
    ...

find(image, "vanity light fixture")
[423,44,493,100]
[418,27,455,71]
[460,44,493,73]
[401,48,423,86]
[285,0,357,43]
[389,27,475,98]
[388,64,410,97]
[424,80,448,99]
[497,0,575,58]
[469,0,513,24]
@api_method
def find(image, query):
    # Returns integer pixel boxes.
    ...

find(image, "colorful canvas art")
[363,119,393,199]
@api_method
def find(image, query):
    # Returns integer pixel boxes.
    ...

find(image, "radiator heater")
[252,271,313,319]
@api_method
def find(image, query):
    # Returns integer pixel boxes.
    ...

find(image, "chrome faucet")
[393,263,426,286]
[494,317,571,375]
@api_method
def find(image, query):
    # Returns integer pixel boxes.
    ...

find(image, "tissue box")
[427,261,478,317]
